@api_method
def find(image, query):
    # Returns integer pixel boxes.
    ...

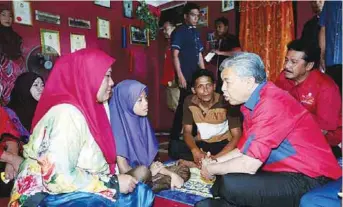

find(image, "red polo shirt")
[238,82,341,179]
[276,70,342,146]
[0,107,21,157]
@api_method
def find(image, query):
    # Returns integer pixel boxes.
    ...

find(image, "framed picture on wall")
[40,29,61,55]
[123,0,133,18]
[97,17,111,39]
[35,10,61,25]
[222,0,234,12]
[129,25,149,46]
[12,1,33,26]
[198,6,208,27]
[68,17,91,29]
[94,0,111,8]
[70,34,86,53]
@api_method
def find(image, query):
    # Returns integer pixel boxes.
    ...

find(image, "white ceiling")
[145,0,174,7]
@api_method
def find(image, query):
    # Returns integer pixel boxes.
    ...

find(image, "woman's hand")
[170,173,184,190]
[117,174,138,194]
[150,161,164,176]
[4,163,16,180]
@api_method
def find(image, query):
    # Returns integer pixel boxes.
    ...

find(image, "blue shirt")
[319,1,342,66]
[171,25,204,82]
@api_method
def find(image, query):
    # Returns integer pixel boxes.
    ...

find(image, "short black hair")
[287,39,321,68]
[183,3,200,15]
[191,69,215,87]
[215,17,229,27]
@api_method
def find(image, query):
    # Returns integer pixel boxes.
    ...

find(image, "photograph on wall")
[129,25,149,46]
[35,10,60,25]
[123,0,133,18]
[97,17,111,39]
[70,34,86,53]
[12,1,33,26]
[94,0,111,8]
[40,29,61,55]
[197,6,208,27]
[68,17,91,29]
[222,0,234,12]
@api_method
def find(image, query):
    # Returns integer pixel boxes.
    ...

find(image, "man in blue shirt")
[169,2,205,143]
[319,1,342,94]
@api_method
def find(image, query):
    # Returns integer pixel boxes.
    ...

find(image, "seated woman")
[9,49,154,207]
[0,106,23,196]
[109,80,188,192]
[6,72,44,136]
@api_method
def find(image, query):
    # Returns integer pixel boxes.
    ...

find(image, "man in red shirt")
[196,52,341,207]
[276,39,342,157]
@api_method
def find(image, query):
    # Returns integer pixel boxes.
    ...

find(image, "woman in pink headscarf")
[9,49,154,207]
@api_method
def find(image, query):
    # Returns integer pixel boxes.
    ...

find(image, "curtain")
[239,1,294,82]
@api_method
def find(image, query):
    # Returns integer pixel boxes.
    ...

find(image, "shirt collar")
[244,81,267,110]
[191,92,220,108]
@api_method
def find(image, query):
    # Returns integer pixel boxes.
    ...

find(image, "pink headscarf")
[32,48,117,173]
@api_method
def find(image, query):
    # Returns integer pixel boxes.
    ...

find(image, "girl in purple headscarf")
[109,80,185,190]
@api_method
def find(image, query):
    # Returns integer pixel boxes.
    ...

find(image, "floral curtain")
[239,1,294,82]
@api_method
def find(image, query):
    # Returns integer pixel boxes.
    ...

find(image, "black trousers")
[169,87,193,141]
[195,172,331,207]
[168,139,229,161]
[326,64,342,95]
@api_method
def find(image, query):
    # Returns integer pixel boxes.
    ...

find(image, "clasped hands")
[192,148,217,180]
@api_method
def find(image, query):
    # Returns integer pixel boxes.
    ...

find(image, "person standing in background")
[161,20,179,112]
[211,17,241,93]
[0,4,25,105]
[169,2,205,143]
[319,1,342,94]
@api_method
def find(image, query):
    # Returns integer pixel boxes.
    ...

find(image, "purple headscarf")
[109,80,158,168]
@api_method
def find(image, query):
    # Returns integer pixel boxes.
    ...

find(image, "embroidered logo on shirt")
[300,92,314,105]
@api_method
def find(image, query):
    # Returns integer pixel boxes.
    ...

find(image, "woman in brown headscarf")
[0,3,25,105]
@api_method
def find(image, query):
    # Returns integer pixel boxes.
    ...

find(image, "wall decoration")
[70,34,86,53]
[97,17,111,39]
[40,29,60,55]
[94,0,111,8]
[129,25,149,46]
[198,6,208,27]
[123,0,133,18]
[136,0,160,40]
[222,0,234,12]
[68,17,91,29]
[122,26,127,48]
[35,10,60,25]
[12,1,33,26]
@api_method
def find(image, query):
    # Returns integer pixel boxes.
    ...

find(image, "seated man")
[196,53,341,207]
[169,69,242,167]
[276,39,342,157]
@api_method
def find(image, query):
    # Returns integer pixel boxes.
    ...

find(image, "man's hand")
[4,163,16,180]
[191,148,206,167]
[117,174,138,194]
[320,58,326,73]
[170,173,184,190]
[178,74,187,88]
[200,163,214,181]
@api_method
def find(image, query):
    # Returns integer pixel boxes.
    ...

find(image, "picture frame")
[40,29,61,55]
[12,1,33,26]
[68,17,91,29]
[198,6,208,27]
[70,34,86,53]
[94,0,111,8]
[222,0,235,12]
[129,25,149,46]
[123,0,133,18]
[97,17,111,39]
[35,10,60,25]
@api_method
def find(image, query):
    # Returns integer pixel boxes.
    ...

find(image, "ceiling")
[145,0,174,7]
